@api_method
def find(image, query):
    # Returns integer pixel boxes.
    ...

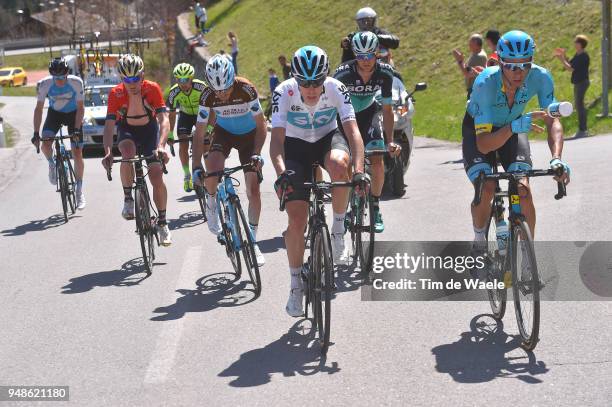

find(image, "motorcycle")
[381,79,427,197]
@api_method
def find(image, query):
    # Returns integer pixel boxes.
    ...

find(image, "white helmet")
[355,7,377,31]
[205,54,235,91]
[351,31,379,55]
[355,6,377,20]
[117,54,144,77]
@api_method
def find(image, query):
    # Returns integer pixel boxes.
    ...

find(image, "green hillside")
[197,0,609,140]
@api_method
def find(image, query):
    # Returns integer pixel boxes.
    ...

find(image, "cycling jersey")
[271,77,356,143]
[333,60,394,112]
[36,75,84,113]
[196,77,263,135]
[467,64,557,135]
[166,79,208,116]
[106,80,167,122]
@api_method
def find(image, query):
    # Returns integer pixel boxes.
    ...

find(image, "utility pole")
[601,0,610,117]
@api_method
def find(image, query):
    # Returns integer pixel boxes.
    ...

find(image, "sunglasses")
[122,75,142,84]
[296,77,326,88]
[177,77,192,84]
[355,53,376,61]
[501,62,532,71]
[53,75,67,80]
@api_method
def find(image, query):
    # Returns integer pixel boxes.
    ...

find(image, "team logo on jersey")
[199,109,209,120]
[251,103,261,112]
[287,107,338,129]
[272,90,281,113]
[288,89,294,96]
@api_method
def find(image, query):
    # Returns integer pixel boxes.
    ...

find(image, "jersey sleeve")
[470,75,494,135]
[148,82,167,114]
[270,83,289,129]
[331,80,356,123]
[106,88,120,121]
[243,81,263,117]
[69,76,84,102]
[36,78,51,102]
[196,89,213,125]
[537,68,557,110]
[379,65,394,105]
[166,86,180,111]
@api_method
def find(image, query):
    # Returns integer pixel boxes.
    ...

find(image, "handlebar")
[105,154,168,181]
[472,167,567,207]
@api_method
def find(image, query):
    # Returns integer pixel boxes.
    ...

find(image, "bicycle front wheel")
[195,185,208,222]
[485,205,507,320]
[66,156,77,214]
[355,194,375,273]
[219,199,241,277]
[511,219,540,350]
[135,186,154,273]
[56,155,69,223]
[234,198,261,296]
[312,225,333,354]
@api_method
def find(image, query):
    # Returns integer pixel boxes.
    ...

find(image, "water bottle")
[496,219,509,256]
[547,101,573,118]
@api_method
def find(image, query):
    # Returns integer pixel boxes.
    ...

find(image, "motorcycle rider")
[341,7,400,63]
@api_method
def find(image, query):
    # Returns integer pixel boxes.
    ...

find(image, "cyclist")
[334,31,401,233]
[341,7,399,63]
[192,55,267,266]
[101,54,172,246]
[463,30,570,254]
[270,45,366,317]
[32,58,86,209]
[166,62,208,192]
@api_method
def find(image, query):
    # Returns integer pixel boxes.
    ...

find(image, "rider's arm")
[382,104,394,144]
[168,111,177,135]
[537,71,564,158]
[33,101,44,134]
[157,112,170,147]
[269,87,288,175]
[469,77,513,154]
[33,79,49,134]
[102,118,116,156]
[149,82,169,147]
[334,80,365,172]
[193,94,212,168]
[72,77,85,130]
[380,68,395,144]
[166,87,178,136]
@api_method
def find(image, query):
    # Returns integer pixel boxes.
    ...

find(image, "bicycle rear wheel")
[511,219,540,350]
[194,185,208,222]
[485,204,507,320]
[65,156,77,214]
[234,198,261,296]
[355,194,374,273]
[312,225,333,354]
[219,199,241,277]
[56,155,69,223]
[135,186,155,273]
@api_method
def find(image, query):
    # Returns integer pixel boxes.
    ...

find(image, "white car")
[82,85,118,154]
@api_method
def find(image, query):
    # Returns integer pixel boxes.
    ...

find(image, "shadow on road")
[218,320,341,387]
[1,214,66,236]
[431,314,548,384]
[333,262,367,295]
[169,211,204,230]
[176,194,198,203]
[257,235,284,253]
[150,272,257,321]
[61,257,152,294]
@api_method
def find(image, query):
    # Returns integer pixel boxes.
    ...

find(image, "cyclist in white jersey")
[270,45,366,317]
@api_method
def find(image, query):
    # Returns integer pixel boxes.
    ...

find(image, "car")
[82,84,118,155]
[0,67,28,87]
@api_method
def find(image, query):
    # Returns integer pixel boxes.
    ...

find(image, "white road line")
[144,245,202,384]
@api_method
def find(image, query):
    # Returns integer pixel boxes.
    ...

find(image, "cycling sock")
[371,195,380,209]
[182,164,190,177]
[206,194,216,210]
[158,210,167,225]
[332,212,346,235]
[123,187,133,201]
[290,267,302,289]
[473,225,486,242]
[249,223,258,240]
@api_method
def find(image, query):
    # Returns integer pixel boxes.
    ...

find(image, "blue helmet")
[291,45,329,81]
[497,30,535,61]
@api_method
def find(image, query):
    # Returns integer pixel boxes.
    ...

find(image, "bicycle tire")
[356,194,375,273]
[235,198,261,296]
[485,204,507,320]
[56,154,69,223]
[65,156,77,214]
[511,219,540,350]
[219,198,241,277]
[313,225,333,354]
[135,187,154,273]
[195,185,208,222]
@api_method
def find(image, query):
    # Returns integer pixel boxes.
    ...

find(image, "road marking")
[144,245,201,384]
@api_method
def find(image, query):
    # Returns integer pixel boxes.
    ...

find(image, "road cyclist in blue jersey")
[31,58,86,209]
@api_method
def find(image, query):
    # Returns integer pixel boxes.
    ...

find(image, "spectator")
[278,55,291,80]
[228,32,239,74]
[194,1,207,35]
[555,35,590,138]
[265,68,280,119]
[452,33,488,98]
[485,29,500,66]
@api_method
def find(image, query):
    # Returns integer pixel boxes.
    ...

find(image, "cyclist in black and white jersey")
[334,31,401,233]
[269,45,366,317]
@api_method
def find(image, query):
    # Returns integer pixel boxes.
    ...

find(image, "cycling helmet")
[205,54,235,90]
[497,30,535,61]
[48,58,69,76]
[291,46,329,81]
[117,54,144,77]
[173,62,195,79]
[351,31,379,55]
[356,7,377,30]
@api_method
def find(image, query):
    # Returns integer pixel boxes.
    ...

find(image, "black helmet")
[49,58,69,76]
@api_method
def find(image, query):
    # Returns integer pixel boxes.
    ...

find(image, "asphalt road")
[0,96,611,406]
